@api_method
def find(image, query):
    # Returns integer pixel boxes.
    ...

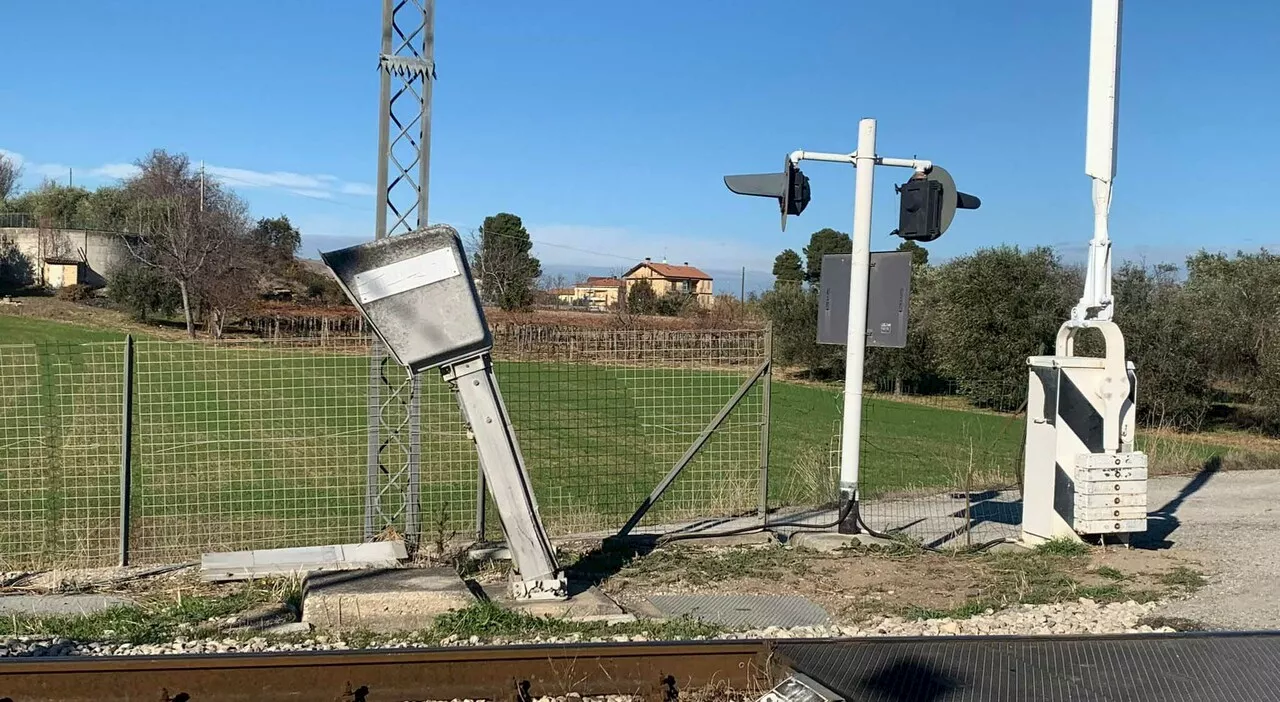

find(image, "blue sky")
[2,1,1277,291]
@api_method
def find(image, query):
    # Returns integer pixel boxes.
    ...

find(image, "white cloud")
[339,182,375,197]
[0,148,24,168]
[32,162,73,179]
[204,165,372,201]
[91,163,140,179]
[287,188,335,200]
[0,146,373,201]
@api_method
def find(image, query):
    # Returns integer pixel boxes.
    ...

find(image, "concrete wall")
[0,227,133,288]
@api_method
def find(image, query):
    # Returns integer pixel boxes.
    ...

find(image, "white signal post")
[787,119,933,532]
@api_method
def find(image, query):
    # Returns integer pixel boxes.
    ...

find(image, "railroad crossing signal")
[723,157,811,231]
[890,165,981,242]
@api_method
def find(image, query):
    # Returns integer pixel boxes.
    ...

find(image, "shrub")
[56,283,93,302]
[0,235,34,294]
[930,246,1076,409]
[626,279,658,314]
[108,260,182,321]
[655,290,693,317]
[759,284,843,379]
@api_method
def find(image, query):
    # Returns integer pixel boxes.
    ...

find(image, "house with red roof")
[623,258,714,308]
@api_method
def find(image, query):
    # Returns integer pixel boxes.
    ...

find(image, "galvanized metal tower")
[367,0,435,542]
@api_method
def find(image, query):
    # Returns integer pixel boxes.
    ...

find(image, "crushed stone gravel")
[0,599,1174,658]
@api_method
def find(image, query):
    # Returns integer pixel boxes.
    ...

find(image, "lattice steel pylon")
[366,0,435,543]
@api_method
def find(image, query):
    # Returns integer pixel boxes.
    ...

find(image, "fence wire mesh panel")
[478,326,768,536]
[129,338,371,563]
[0,342,123,570]
[856,379,1027,549]
[0,325,769,567]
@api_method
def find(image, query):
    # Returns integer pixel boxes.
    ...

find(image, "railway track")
[0,641,778,702]
[5,631,1279,701]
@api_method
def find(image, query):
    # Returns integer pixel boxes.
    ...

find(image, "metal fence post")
[118,335,134,567]
[758,325,773,521]
[475,469,487,542]
[365,342,382,541]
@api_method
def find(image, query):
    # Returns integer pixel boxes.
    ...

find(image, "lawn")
[0,313,142,344]
[0,313,1261,569]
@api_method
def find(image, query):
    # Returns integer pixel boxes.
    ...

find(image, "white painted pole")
[837,117,877,533]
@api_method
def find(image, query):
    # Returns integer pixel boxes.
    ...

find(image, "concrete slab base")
[0,594,134,617]
[485,583,633,624]
[301,567,473,633]
[202,541,408,582]
[990,540,1033,554]
[787,532,896,552]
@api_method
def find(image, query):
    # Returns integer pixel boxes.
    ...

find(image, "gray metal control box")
[816,251,912,348]
[320,225,491,373]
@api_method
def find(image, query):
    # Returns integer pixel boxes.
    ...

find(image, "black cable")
[653,498,1009,553]
[655,499,858,545]
[854,511,1008,553]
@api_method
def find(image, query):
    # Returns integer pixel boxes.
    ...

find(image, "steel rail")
[0,641,777,702]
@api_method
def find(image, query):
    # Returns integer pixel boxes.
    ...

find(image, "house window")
[674,280,691,293]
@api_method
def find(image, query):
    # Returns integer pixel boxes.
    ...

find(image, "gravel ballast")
[0,599,1174,658]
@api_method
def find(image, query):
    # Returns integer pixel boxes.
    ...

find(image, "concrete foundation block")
[0,594,134,617]
[487,583,629,622]
[301,567,473,633]
[788,532,896,553]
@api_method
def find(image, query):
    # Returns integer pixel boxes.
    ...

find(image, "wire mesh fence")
[0,325,769,569]
[857,379,1028,548]
[130,338,371,564]
[779,374,1280,550]
[0,342,124,569]
[488,326,767,536]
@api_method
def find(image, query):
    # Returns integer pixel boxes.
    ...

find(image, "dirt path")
[1144,468,1280,630]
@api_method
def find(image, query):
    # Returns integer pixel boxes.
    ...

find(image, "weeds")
[1033,538,1091,557]
[1157,566,1207,590]
[1094,566,1127,581]
[427,600,722,641]
[904,601,989,621]
[429,502,458,560]
[0,589,270,644]
[614,545,813,587]
[1137,615,1207,632]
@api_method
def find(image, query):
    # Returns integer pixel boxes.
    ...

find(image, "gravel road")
[1144,468,1280,630]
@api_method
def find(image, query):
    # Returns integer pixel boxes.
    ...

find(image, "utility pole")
[740,266,745,302]
[199,161,205,212]
[368,0,435,543]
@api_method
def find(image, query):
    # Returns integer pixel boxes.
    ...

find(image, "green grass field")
[0,314,142,344]
[0,313,1259,569]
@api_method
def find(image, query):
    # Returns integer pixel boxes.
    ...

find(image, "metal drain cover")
[646,594,832,629]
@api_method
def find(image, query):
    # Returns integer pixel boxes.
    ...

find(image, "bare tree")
[0,153,21,202]
[539,273,568,291]
[118,150,252,337]
[196,235,260,339]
